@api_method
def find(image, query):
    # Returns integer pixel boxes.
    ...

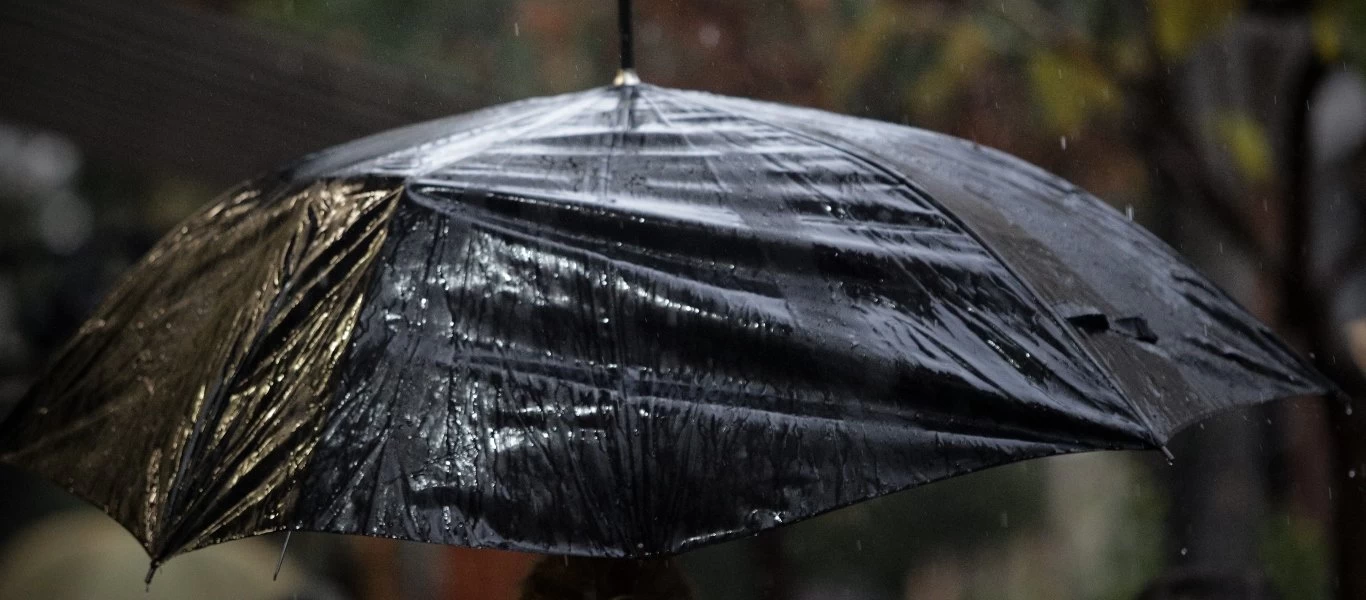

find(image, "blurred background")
[1,0,1365,598]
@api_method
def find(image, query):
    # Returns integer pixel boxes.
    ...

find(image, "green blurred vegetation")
[674,453,1167,600]
[1261,512,1331,600]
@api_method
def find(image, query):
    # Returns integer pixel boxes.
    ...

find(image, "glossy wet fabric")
[0,84,1329,561]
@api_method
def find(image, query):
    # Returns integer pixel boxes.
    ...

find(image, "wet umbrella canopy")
[0,4,1332,570]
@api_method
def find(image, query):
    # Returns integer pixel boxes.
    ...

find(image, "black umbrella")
[0,1,1329,574]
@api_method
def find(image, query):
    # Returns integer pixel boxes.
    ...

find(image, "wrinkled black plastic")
[0,84,1329,562]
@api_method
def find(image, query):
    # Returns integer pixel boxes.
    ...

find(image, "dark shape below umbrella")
[0,80,1330,568]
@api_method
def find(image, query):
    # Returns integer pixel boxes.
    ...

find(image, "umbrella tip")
[614,69,641,86]
[274,530,293,581]
[144,561,160,590]
[1160,445,1175,463]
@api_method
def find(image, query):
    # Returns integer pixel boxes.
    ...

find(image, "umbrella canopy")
[0,82,1329,565]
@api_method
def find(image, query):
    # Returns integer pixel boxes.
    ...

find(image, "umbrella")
[0,0,1330,575]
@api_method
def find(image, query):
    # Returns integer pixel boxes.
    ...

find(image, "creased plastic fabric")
[0,84,1330,562]
[0,180,400,559]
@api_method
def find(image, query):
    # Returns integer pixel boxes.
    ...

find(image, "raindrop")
[514,22,519,37]
[1350,468,1358,479]
[1059,136,1067,150]
[1347,405,1354,416]
[38,193,92,254]
[698,24,721,49]
[746,509,784,528]
[1180,547,1188,556]
[1125,205,1134,220]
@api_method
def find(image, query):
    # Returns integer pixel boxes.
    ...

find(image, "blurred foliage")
[1094,459,1167,600]
[1212,111,1276,185]
[1149,0,1242,60]
[1315,0,1366,66]
[1027,49,1122,134]
[780,459,1045,595]
[1260,512,1331,600]
[678,453,1168,600]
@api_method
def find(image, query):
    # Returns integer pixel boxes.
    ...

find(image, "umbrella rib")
[657,88,1163,447]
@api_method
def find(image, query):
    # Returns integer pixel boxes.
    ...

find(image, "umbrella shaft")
[618,0,634,71]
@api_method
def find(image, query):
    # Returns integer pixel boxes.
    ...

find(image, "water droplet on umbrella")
[746,509,784,528]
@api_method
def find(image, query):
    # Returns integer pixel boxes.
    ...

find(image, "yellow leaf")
[1312,2,1344,61]
[910,19,991,115]
[1149,0,1242,60]
[1213,112,1275,184]
[829,2,907,107]
[1027,50,1123,134]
